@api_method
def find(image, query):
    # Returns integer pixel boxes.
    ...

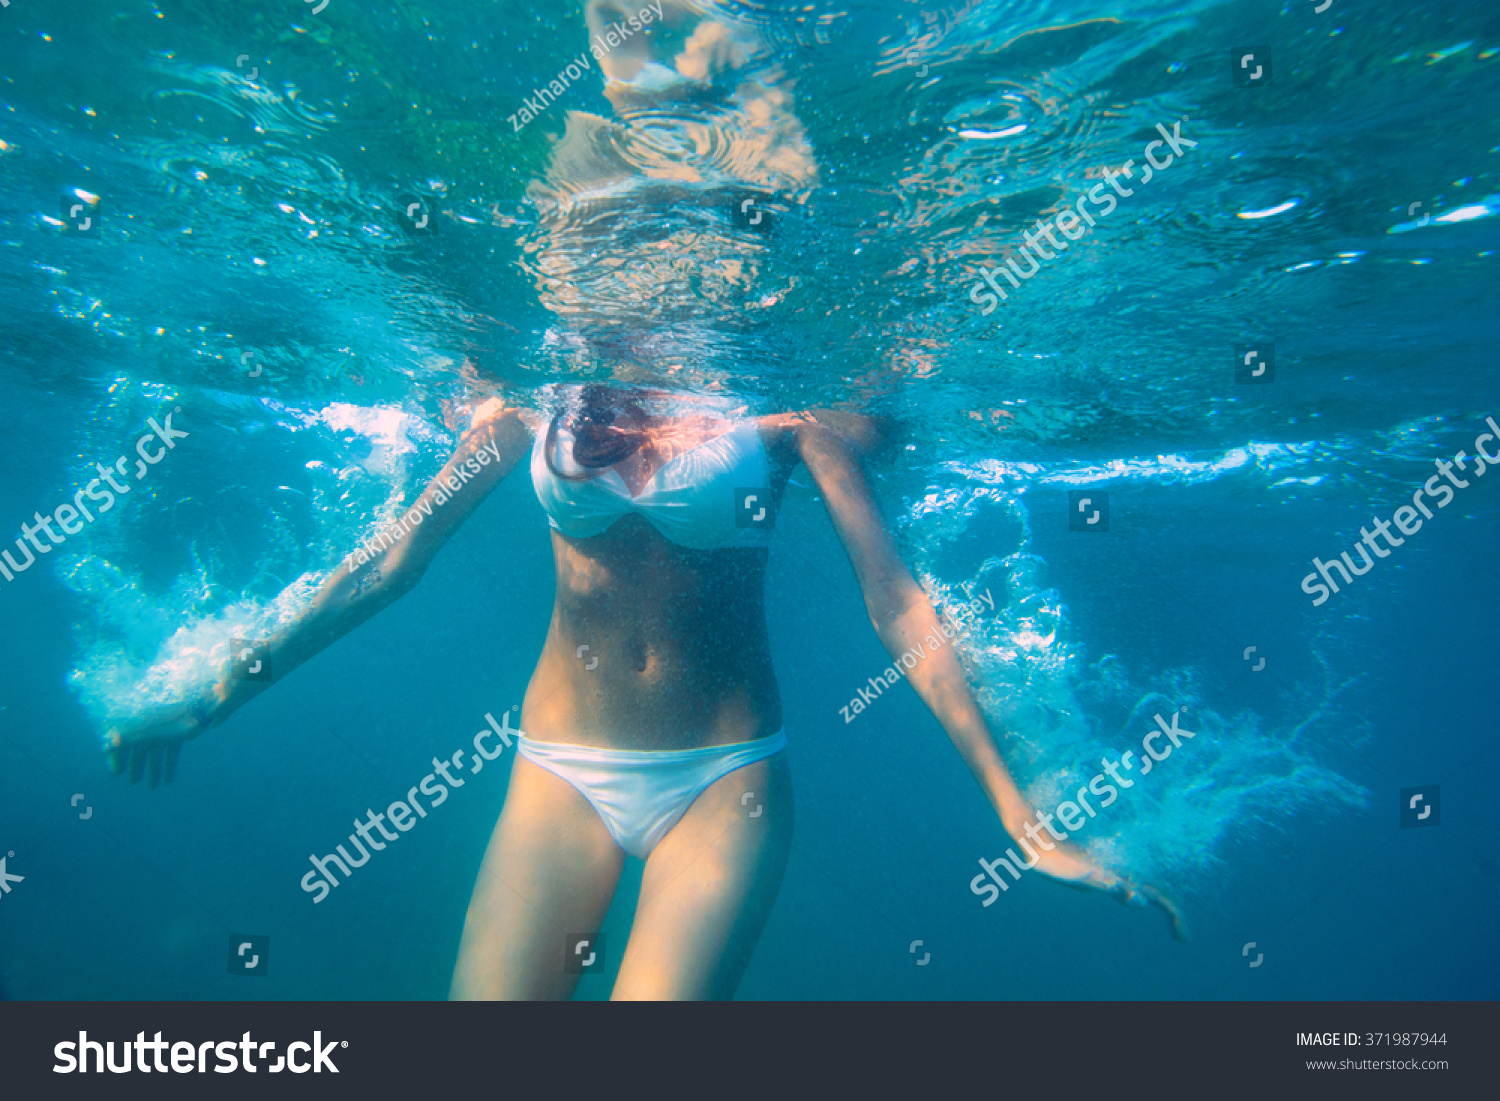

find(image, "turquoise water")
[0,0,1497,999]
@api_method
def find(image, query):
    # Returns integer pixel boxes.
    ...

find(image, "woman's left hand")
[1007,824,1188,940]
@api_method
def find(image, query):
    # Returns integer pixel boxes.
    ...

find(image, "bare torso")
[520,416,795,750]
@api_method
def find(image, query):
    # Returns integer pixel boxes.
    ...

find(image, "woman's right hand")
[103,684,222,787]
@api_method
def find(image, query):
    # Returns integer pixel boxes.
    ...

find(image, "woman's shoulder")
[755,408,891,458]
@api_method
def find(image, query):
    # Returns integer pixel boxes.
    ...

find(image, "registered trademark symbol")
[341,1041,348,1047]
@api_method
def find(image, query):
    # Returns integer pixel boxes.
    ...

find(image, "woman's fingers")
[1054,858,1188,941]
[107,737,182,787]
[102,707,202,786]
[1001,822,1187,940]
[128,745,148,785]
[1138,884,1189,941]
[1111,878,1189,940]
[146,747,165,789]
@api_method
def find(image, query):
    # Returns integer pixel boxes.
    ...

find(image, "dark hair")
[544,384,648,481]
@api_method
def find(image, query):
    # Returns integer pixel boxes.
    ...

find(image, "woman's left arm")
[785,413,1184,937]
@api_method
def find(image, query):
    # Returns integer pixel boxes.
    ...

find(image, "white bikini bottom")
[516,730,787,858]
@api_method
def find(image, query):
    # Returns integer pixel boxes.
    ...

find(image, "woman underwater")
[102,2,1181,999]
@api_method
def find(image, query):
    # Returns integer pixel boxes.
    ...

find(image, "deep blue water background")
[1,0,1498,999]
[2,436,1496,999]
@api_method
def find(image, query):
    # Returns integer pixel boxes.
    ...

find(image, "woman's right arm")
[106,398,535,783]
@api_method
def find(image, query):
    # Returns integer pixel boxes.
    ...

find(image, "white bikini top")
[530,420,774,550]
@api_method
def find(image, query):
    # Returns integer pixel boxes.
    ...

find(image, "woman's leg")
[449,755,624,1000]
[611,752,794,1000]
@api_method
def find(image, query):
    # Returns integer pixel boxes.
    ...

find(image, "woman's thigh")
[449,755,624,1000]
[612,752,794,1000]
